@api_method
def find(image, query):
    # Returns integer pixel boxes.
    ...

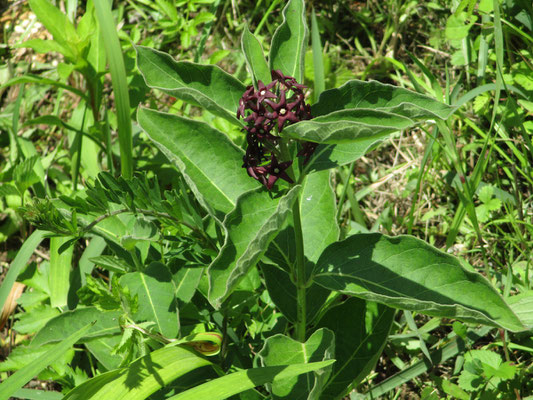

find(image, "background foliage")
[0,0,532,399]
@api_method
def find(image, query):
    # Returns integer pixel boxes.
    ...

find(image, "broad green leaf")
[257,328,335,400]
[312,80,456,120]
[119,262,179,338]
[31,307,122,347]
[208,186,301,308]
[241,25,271,87]
[317,298,394,399]
[508,291,533,329]
[85,334,125,371]
[306,138,385,173]
[49,236,74,308]
[136,46,246,125]
[283,109,413,144]
[170,360,336,400]
[173,266,204,303]
[62,345,213,400]
[262,263,330,324]
[0,183,19,197]
[313,233,525,332]
[28,0,80,60]
[269,0,308,83]
[137,108,258,218]
[0,323,92,400]
[13,39,69,56]
[263,171,337,322]
[300,171,339,266]
[13,305,60,334]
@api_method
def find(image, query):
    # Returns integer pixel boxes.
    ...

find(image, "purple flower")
[237,70,317,189]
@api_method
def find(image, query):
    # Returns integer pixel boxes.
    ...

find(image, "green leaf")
[269,0,308,83]
[137,108,258,218]
[49,236,74,308]
[119,262,179,338]
[13,39,69,56]
[317,298,394,399]
[13,305,60,334]
[312,80,456,120]
[136,46,246,125]
[62,345,213,400]
[169,360,336,400]
[284,109,411,144]
[242,25,271,87]
[310,8,325,98]
[13,155,40,193]
[28,0,80,60]
[262,263,330,324]
[0,183,20,197]
[0,323,92,400]
[257,328,335,399]
[0,229,47,314]
[208,186,301,308]
[446,13,477,41]
[0,74,88,100]
[508,291,533,329]
[313,233,525,332]
[305,138,384,173]
[31,307,122,347]
[85,334,125,371]
[174,266,204,303]
[12,389,62,400]
[93,0,132,179]
[300,171,339,266]
[263,170,337,323]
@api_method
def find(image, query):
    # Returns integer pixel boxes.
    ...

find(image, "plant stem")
[292,198,306,342]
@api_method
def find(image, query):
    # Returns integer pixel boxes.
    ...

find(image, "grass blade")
[49,236,75,308]
[0,323,93,400]
[93,0,132,179]
[170,361,336,400]
[311,8,325,100]
[0,230,46,313]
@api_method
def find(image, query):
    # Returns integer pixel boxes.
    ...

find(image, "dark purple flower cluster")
[237,70,317,190]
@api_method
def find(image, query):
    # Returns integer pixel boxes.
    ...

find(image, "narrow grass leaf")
[311,8,325,98]
[0,230,46,313]
[366,326,493,398]
[93,0,132,179]
[62,345,213,400]
[0,323,92,400]
[170,360,336,400]
[0,74,88,100]
[11,389,62,400]
[314,233,525,332]
[269,0,308,83]
[49,236,74,308]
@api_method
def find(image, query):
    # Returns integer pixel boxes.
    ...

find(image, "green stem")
[292,198,306,342]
